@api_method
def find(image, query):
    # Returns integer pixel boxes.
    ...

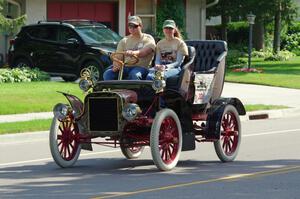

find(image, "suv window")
[59,27,80,43]
[27,26,58,41]
[75,26,121,44]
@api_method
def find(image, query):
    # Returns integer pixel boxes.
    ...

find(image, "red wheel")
[150,109,182,171]
[214,105,241,162]
[120,143,145,159]
[50,116,81,168]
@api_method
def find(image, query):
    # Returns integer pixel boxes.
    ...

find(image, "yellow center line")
[91,165,300,199]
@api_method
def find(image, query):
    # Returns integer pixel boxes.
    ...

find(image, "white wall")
[25,0,46,24]
[186,0,206,40]
[119,0,126,37]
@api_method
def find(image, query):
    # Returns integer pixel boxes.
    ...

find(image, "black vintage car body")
[49,40,246,171]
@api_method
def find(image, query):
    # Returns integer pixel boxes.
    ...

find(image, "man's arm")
[126,47,154,58]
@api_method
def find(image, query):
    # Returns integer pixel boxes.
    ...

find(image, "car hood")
[90,42,118,52]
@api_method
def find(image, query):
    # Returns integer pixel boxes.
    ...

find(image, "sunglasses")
[128,24,139,29]
[164,27,174,30]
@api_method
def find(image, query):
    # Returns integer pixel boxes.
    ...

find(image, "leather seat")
[185,40,228,103]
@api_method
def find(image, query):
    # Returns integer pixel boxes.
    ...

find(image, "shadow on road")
[0,158,299,198]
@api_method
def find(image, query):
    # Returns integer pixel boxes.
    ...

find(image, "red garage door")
[47,2,118,31]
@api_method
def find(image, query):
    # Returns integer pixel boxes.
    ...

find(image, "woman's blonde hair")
[174,27,183,40]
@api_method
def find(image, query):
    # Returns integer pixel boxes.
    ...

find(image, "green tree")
[272,0,298,53]
[206,0,298,51]
[207,0,243,41]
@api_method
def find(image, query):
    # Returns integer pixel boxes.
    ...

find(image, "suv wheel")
[13,58,31,68]
[62,76,78,82]
[81,61,102,81]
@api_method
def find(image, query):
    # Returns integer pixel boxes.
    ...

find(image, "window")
[76,26,121,44]
[135,0,156,34]
[28,26,58,41]
[59,27,79,43]
[6,0,21,19]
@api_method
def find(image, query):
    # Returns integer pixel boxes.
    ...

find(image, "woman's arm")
[165,52,185,70]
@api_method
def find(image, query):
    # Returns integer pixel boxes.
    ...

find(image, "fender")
[58,92,93,151]
[206,97,245,139]
[211,97,246,116]
[164,89,195,151]
[58,92,84,119]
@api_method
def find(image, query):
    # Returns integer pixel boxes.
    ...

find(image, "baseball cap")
[163,20,176,29]
[128,15,142,25]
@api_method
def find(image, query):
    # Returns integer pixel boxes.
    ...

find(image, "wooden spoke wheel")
[50,116,81,168]
[214,105,241,162]
[150,109,182,171]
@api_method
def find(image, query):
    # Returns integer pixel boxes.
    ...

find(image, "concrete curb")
[240,108,300,121]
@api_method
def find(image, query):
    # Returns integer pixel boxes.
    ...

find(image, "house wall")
[186,0,206,40]
[25,0,47,24]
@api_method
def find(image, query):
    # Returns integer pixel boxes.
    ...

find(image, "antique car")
[49,40,246,171]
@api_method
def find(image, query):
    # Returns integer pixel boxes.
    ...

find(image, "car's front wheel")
[49,116,81,168]
[81,61,102,81]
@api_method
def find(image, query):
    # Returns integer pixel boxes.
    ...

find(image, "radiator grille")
[88,97,119,131]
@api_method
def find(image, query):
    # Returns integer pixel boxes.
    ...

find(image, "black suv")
[8,20,121,81]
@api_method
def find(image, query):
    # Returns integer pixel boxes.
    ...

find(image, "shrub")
[0,67,50,83]
[264,50,296,61]
[280,22,300,56]
[213,22,248,45]
[281,32,300,56]
[226,49,247,67]
[252,48,273,59]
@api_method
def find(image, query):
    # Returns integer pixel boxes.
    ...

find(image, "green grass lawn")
[226,56,300,89]
[0,81,84,115]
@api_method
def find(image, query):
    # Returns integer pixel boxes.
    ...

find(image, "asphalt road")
[1,116,300,199]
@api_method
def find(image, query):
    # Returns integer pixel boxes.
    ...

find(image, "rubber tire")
[120,145,145,159]
[62,76,78,82]
[214,105,241,162]
[13,58,31,68]
[150,108,182,171]
[81,61,102,81]
[49,116,81,168]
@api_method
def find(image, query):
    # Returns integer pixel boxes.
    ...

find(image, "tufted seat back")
[185,40,227,72]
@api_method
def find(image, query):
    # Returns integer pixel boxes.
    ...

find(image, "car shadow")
[0,158,300,198]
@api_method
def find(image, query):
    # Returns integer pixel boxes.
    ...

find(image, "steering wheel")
[110,52,139,80]
[110,52,139,66]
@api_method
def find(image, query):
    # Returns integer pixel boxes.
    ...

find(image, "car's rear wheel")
[150,109,182,171]
[49,116,81,168]
[214,105,241,162]
[13,58,31,68]
[120,144,145,159]
[81,61,102,81]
